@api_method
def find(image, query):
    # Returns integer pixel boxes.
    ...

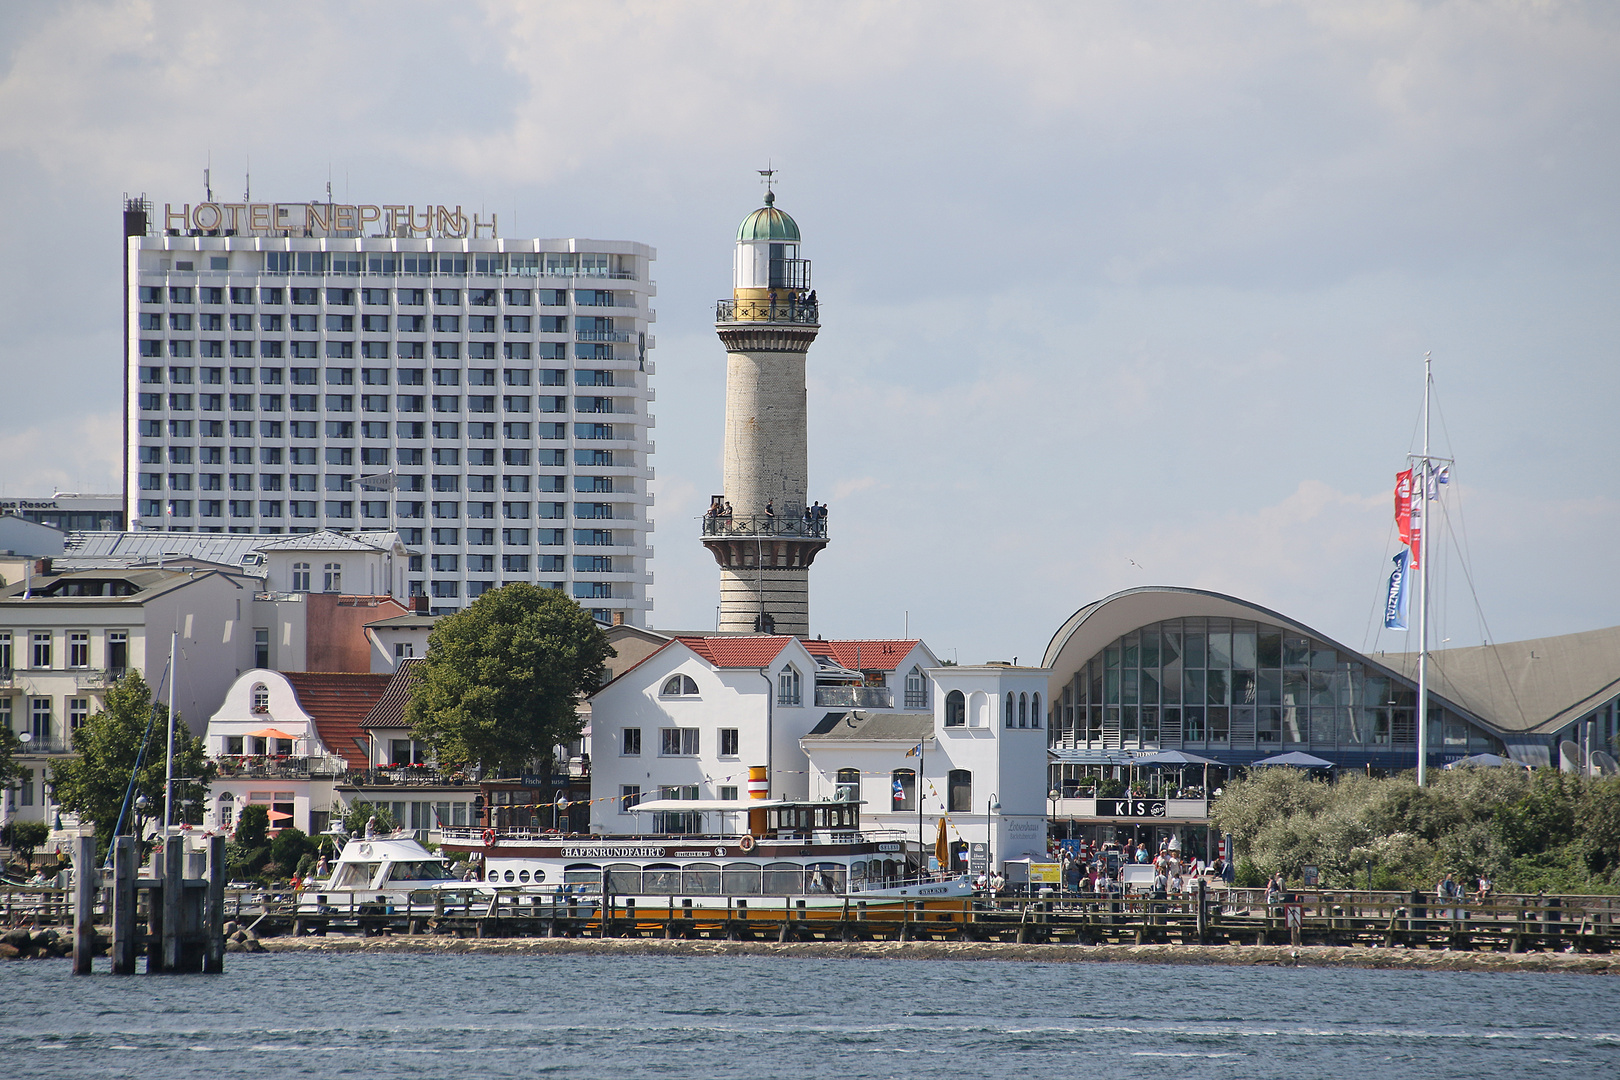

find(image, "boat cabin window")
[806,862,846,893]
[383,860,453,883]
[564,864,602,890]
[762,861,805,895]
[721,863,762,895]
[681,862,722,895]
[605,863,642,894]
[333,861,380,888]
[642,863,681,894]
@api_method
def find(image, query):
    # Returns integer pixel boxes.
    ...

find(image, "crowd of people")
[704,496,828,537]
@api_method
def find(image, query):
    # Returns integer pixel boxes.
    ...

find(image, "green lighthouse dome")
[736,190,801,242]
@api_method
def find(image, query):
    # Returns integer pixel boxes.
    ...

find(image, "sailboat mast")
[1416,353,1431,786]
[163,628,177,831]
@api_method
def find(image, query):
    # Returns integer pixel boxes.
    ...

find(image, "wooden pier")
[9,877,1617,957]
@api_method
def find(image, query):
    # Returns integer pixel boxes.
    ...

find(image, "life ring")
[738,835,756,852]
[482,828,497,846]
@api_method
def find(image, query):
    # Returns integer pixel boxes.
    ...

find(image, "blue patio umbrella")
[1250,751,1335,769]
[1443,753,1527,770]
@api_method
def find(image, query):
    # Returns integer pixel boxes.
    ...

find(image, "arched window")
[944,690,965,727]
[835,767,860,802]
[660,674,699,696]
[778,665,802,705]
[904,666,927,709]
[947,769,972,813]
[251,683,269,713]
[1005,693,1015,728]
[291,562,310,592]
[890,768,916,811]
[1031,693,1042,728]
[1019,692,1028,728]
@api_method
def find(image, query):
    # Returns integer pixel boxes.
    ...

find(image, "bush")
[270,828,316,875]
[235,805,269,848]
[1234,858,1266,888]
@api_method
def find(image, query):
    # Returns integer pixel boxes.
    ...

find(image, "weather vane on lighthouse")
[758,165,777,202]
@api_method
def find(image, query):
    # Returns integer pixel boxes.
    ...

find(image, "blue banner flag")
[1384,549,1409,630]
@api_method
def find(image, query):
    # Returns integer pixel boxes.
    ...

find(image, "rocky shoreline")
[253,935,1619,974]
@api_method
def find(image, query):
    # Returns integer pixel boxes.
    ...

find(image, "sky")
[1,1,1617,666]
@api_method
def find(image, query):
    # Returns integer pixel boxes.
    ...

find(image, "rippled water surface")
[4,952,1617,1079]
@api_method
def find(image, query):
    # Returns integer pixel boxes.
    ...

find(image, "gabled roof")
[803,711,934,741]
[803,639,923,673]
[677,634,797,669]
[364,612,440,630]
[282,672,394,767]
[0,566,246,603]
[251,530,390,553]
[362,658,424,731]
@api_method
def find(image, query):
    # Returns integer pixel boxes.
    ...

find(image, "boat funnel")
[747,765,769,836]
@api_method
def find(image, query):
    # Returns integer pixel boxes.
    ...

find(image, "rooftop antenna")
[244,155,251,203]
[204,151,212,202]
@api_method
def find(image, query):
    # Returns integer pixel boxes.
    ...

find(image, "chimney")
[612,611,625,626]
[412,595,429,614]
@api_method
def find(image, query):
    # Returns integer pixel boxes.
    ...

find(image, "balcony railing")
[213,755,348,779]
[716,298,819,325]
[576,330,630,342]
[701,513,828,539]
[815,686,894,709]
[16,736,75,754]
[345,766,468,787]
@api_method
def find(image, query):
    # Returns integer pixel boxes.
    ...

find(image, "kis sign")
[1096,798,1166,818]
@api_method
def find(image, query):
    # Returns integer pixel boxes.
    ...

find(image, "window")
[323,562,342,592]
[31,631,51,669]
[68,698,89,732]
[659,728,699,755]
[254,627,269,668]
[661,674,699,697]
[719,728,740,756]
[945,689,966,727]
[835,768,861,802]
[107,631,128,673]
[905,667,928,709]
[777,665,802,706]
[890,769,916,812]
[947,769,973,813]
[0,631,10,672]
[291,562,310,591]
[1031,693,1042,729]
[1005,692,1015,728]
[68,632,89,668]
[620,785,641,811]
[30,697,51,741]
[251,683,270,712]
[622,728,641,756]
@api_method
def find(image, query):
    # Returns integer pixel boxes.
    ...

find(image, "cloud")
[0,411,122,498]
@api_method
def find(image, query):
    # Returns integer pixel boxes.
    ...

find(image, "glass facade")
[1051,616,1505,760]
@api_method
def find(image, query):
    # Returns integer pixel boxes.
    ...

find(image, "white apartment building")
[123,196,656,625]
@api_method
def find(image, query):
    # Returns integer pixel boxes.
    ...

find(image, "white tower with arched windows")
[702,184,826,635]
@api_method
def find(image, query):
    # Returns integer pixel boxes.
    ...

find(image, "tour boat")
[437,797,974,919]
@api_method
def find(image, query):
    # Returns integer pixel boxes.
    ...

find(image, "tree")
[406,583,613,777]
[0,725,21,789]
[341,801,397,835]
[49,671,215,844]
[2,820,51,869]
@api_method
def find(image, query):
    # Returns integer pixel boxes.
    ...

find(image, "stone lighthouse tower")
[702,183,826,636]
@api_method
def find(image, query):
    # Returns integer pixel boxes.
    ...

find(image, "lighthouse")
[702,181,826,636]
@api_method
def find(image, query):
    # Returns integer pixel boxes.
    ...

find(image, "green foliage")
[2,820,51,869]
[0,725,21,787]
[48,671,214,842]
[341,801,397,834]
[270,827,315,873]
[235,804,270,848]
[1209,766,1620,893]
[405,583,613,777]
[1234,857,1265,888]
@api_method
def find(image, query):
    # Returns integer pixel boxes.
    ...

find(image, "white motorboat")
[298,831,463,914]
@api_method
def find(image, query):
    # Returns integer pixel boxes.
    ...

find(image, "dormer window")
[661,674,699,697]
[251,683,269,713]
[904,666,927,709]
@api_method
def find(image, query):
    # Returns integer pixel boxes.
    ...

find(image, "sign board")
[1028,862,1062,884]
[1301,864,1320,887]
[969,842,988,875]
[1285,904,1303,929]
[1095,798,1167,818]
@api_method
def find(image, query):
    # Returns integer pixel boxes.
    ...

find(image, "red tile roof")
[803,639,922,672]
[282,672,394,768]
[676,635,795,668]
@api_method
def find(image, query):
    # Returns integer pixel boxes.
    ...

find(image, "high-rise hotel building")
[122,197,655,624]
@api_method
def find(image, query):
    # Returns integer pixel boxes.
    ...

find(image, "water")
[4,953,1617,1079]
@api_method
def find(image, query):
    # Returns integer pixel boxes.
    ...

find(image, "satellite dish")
[1558,740,1581,774]
[17,731,32,744]
[1592,751,1619,778]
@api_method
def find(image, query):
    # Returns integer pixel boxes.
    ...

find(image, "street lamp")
[986,793,1001,880]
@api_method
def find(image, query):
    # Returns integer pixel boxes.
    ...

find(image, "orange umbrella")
[934,817,949,868]
[247,727,298,740]
[267,810,293,820]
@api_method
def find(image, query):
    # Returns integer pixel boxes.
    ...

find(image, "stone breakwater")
[257,936,1619,974]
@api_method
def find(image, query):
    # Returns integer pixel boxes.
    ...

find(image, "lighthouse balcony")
[715,297,819,326]
[701,513,828,540]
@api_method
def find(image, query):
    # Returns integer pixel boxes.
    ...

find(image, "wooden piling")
[72,835,96,975]
[110,838,138,974]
